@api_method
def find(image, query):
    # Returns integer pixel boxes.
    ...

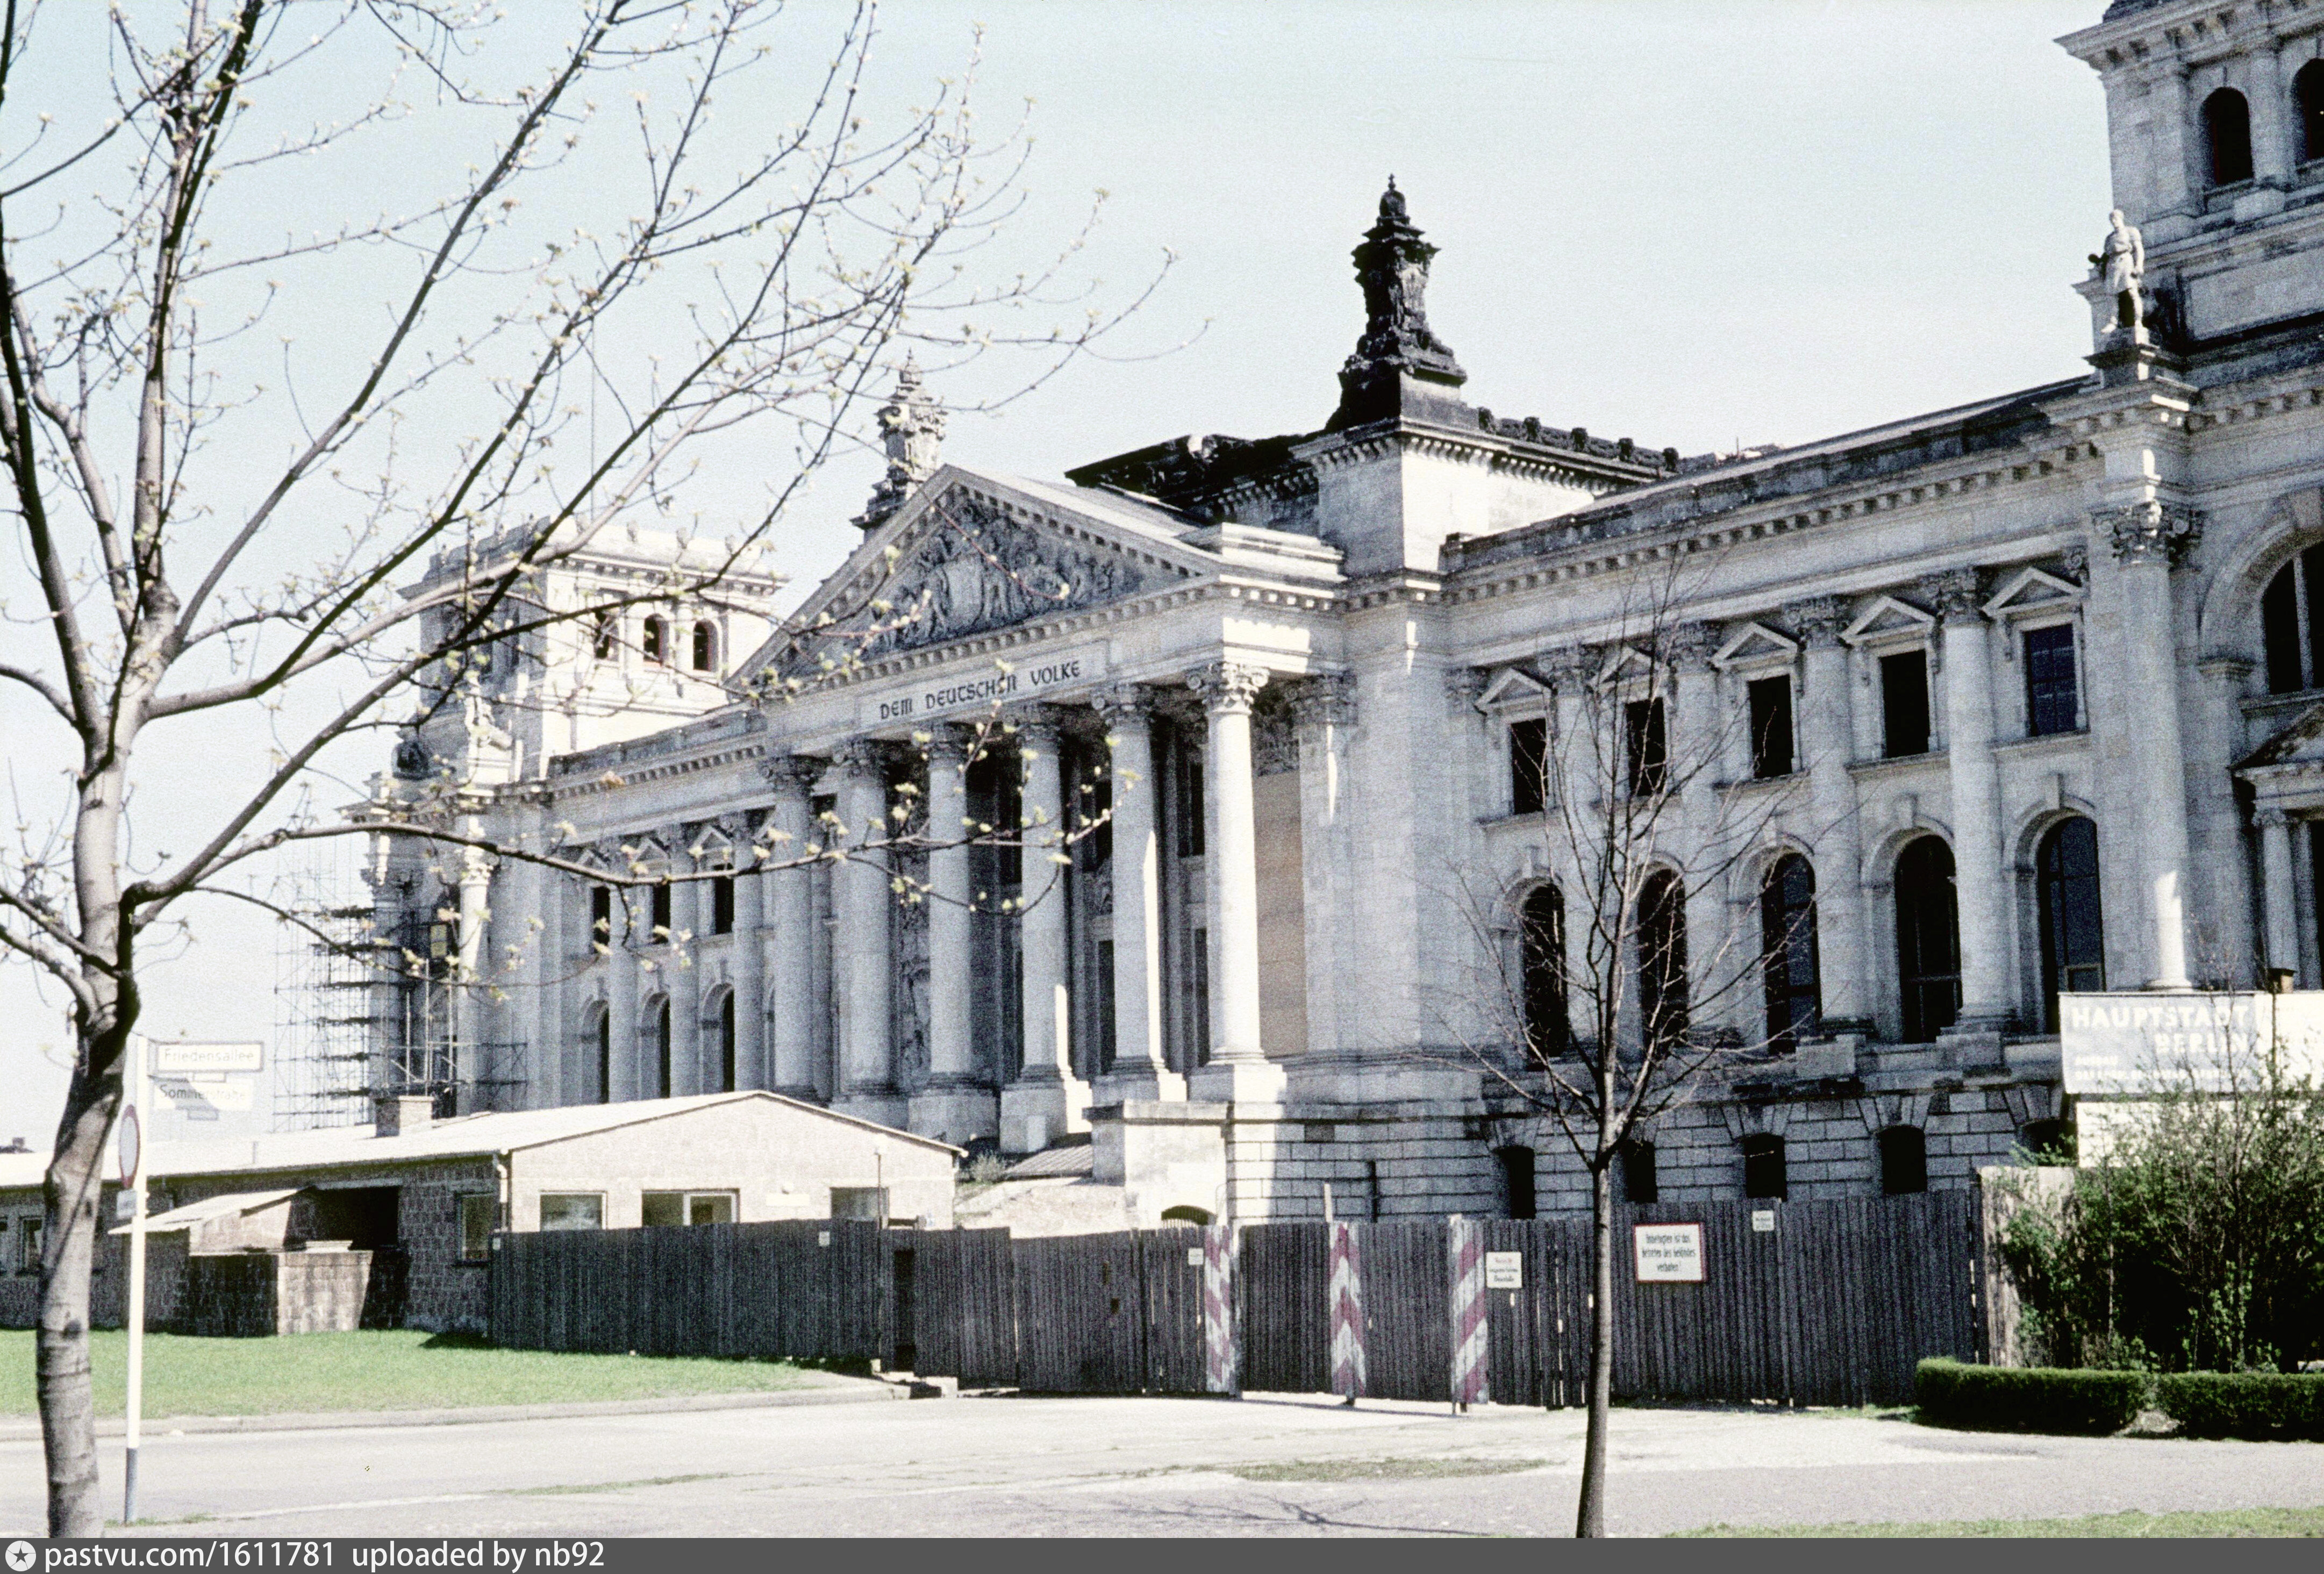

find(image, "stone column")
[1186,662,1283,1103]
[1295,675,1358,1060]
[834,738,905,1125]
[1789,597,1871,1043]
[1665,624,1729,1040]
[2250,34,2294,199]
[762,755,824,1099]
[1539,646,1597,1054]
[2256,809,2298,980]
[1093,685,1182,1102]
[2102,503,2203,990]
[668,838,704,1096]
[1931,570,2010,1046]
[453,843,493,1105]
[1002,706,1085,1151]
[911,725,999,1143]
[605,863,640,1101]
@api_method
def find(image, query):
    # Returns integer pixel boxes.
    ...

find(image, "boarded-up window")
[458,1193,495,1262]
[538,1194,603,1231]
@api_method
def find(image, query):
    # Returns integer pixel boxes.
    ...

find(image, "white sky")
[0,1,2112,1136]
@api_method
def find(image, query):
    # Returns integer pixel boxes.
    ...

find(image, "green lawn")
[1679,1506,2324,1538]
[0,1330,835,1419]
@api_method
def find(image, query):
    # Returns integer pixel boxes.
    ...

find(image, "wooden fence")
[491,1193,1982,1407]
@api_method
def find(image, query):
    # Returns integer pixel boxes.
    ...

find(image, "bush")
[1914,1358,2148,1435]
[2155,1372,2324,1441]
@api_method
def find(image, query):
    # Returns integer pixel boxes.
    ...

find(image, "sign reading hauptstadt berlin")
[2057,992,2324,1096]
[860,646,1109,728]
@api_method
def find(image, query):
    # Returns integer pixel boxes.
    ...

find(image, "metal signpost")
[120,1032,150,1525]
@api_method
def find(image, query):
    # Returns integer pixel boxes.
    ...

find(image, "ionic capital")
[835,736,888,781]
[2255,805,2292,831]
[1187,661,1270,717]
[1537,645,1596,689]
[1295,672,1359,729]
[1662,621,1720,669]
[925,721,976,766]
[1009,701,1065,752]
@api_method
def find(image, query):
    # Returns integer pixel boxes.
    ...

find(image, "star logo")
[6,1540,35,1571]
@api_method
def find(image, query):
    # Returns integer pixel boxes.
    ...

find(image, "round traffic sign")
[117,1105,140,1186]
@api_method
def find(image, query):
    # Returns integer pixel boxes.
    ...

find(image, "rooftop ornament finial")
[854,357,947,531]
[1327,177,1467,431]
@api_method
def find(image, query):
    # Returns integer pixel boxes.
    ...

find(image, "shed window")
[1878,1126,1928,1196]
[1741,1134,1787,1200]
[642,1190,737,1228]
[539,1194,603,1232]
[458,1193,495,1263]
[2205,88,2254,185]
[1880,650,1931,757]
[831,1186,890,1222]
[1509,717,1549,814]
[1747,675,1794,778]
[2023,624,2079,736]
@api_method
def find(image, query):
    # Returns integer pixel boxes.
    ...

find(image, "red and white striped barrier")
[1203,1221,1238,1394]
[1448,1215,1489,1406]
[1328,1220,1367,1400]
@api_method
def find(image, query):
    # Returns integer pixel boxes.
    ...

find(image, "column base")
[1095,1065,1186,1106]
[907,1083,999,1149]
[999,1074,1090,1155]
[1936,1025,2007,1075]
[1186,1056,1286,1105]
[1792,1033,1863,1081]
[834,1089,910,1131]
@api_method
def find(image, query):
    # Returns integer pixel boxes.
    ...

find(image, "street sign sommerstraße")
[2057,992,2324,1096]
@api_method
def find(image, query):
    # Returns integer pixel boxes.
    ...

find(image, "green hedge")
[2156,1372,2324,1441]
[1914,1358,2148,1435]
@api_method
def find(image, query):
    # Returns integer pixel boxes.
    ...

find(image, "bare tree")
[0,0,1161,1534]
[1435,564,1813,1537]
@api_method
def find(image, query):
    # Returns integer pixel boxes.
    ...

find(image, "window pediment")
[1477,667,1552,712]
[1842,596,1937,648]
[1712,622,1800,671]
[1982,567,2084,621]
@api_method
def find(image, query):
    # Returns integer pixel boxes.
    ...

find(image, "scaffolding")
[273,858,528,1128]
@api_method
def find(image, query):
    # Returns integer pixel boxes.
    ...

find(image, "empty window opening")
[1509,717,1549,814]
[591,1007,611,1104]
[2019,1118,2073,1164]
[690,620,717,672]
[14,1216,40,1276]
[457,1193,495,1263]
[642,1190,736,1228]
[650,998,673,1098]
[1895,835,1963,1044]
[641,615,668,665]
[1747,675,1795,778]
[1878,1126,1929,1196]
[2261,547,2324,693]
[717,992,737,1092]
[591,610,618,662]
[2037,817,2105,1032]
[539,1193,604,1231]
[1620,1139,1659,1205]
[1760,855,1821,1053]
[1639,869,1689,1052]
[589,884,613,950]
[1520,885,1568,1058]
[1624,697,1667,797]
[711,874,735,935]
[1880,650,1931,757]
[1159,1205,1214,1227]
[305,1186,400,1251]
[1496,1144,1538,1220]
[2205,88,2255,185]
[650,883,673,942]
[2300,60,2324,162]
[2023,624,2079,736]
[1741,1134,1787,1200]
[1177,754,1206,856]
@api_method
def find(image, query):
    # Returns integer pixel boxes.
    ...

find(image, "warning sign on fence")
[1633,1222,1705,1283]
[1484,1250,1522,1290]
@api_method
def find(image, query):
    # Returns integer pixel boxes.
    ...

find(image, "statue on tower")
[2093,209,2146,335]
[854,357,947,531]
[1328,177,1469,431]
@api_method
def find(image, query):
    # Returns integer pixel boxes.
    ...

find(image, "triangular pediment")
[1712,621,1799,671]
[1841,595,1937,648]
[2239,698,2324,771]
[1477,668,1551,711]
[739,466,1212,684]
[1982,566,2084,619]
[1596,644,1658,688]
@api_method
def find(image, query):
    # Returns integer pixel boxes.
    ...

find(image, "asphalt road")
[6,1395,2321,1538]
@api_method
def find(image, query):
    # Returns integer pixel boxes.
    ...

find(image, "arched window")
[1494,1145,1538,1220]
[2261,548,2324,693]
[691,620,717,672]
[2037,818,2105,1032]
[1520,885,1568,1058]
[2299,61,2324,163]
[590,1006,611,1105]
[648,997,672,1099]
[2019,1118,2073,1163]
[2205,88,2254,185]
[1159,1205,1214,1226]
[1741,1134,1787,1200]
[1639,869,1689,1052]
[1760,855,1821,1053]
[1895,836,1962,1043]
[717,991,737,1092]
[1878,1126,1928,1196]
[591,610,617,662]
[641,615,668,664]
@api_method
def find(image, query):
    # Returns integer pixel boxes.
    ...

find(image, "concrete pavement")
[5,1396,2319,1537]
